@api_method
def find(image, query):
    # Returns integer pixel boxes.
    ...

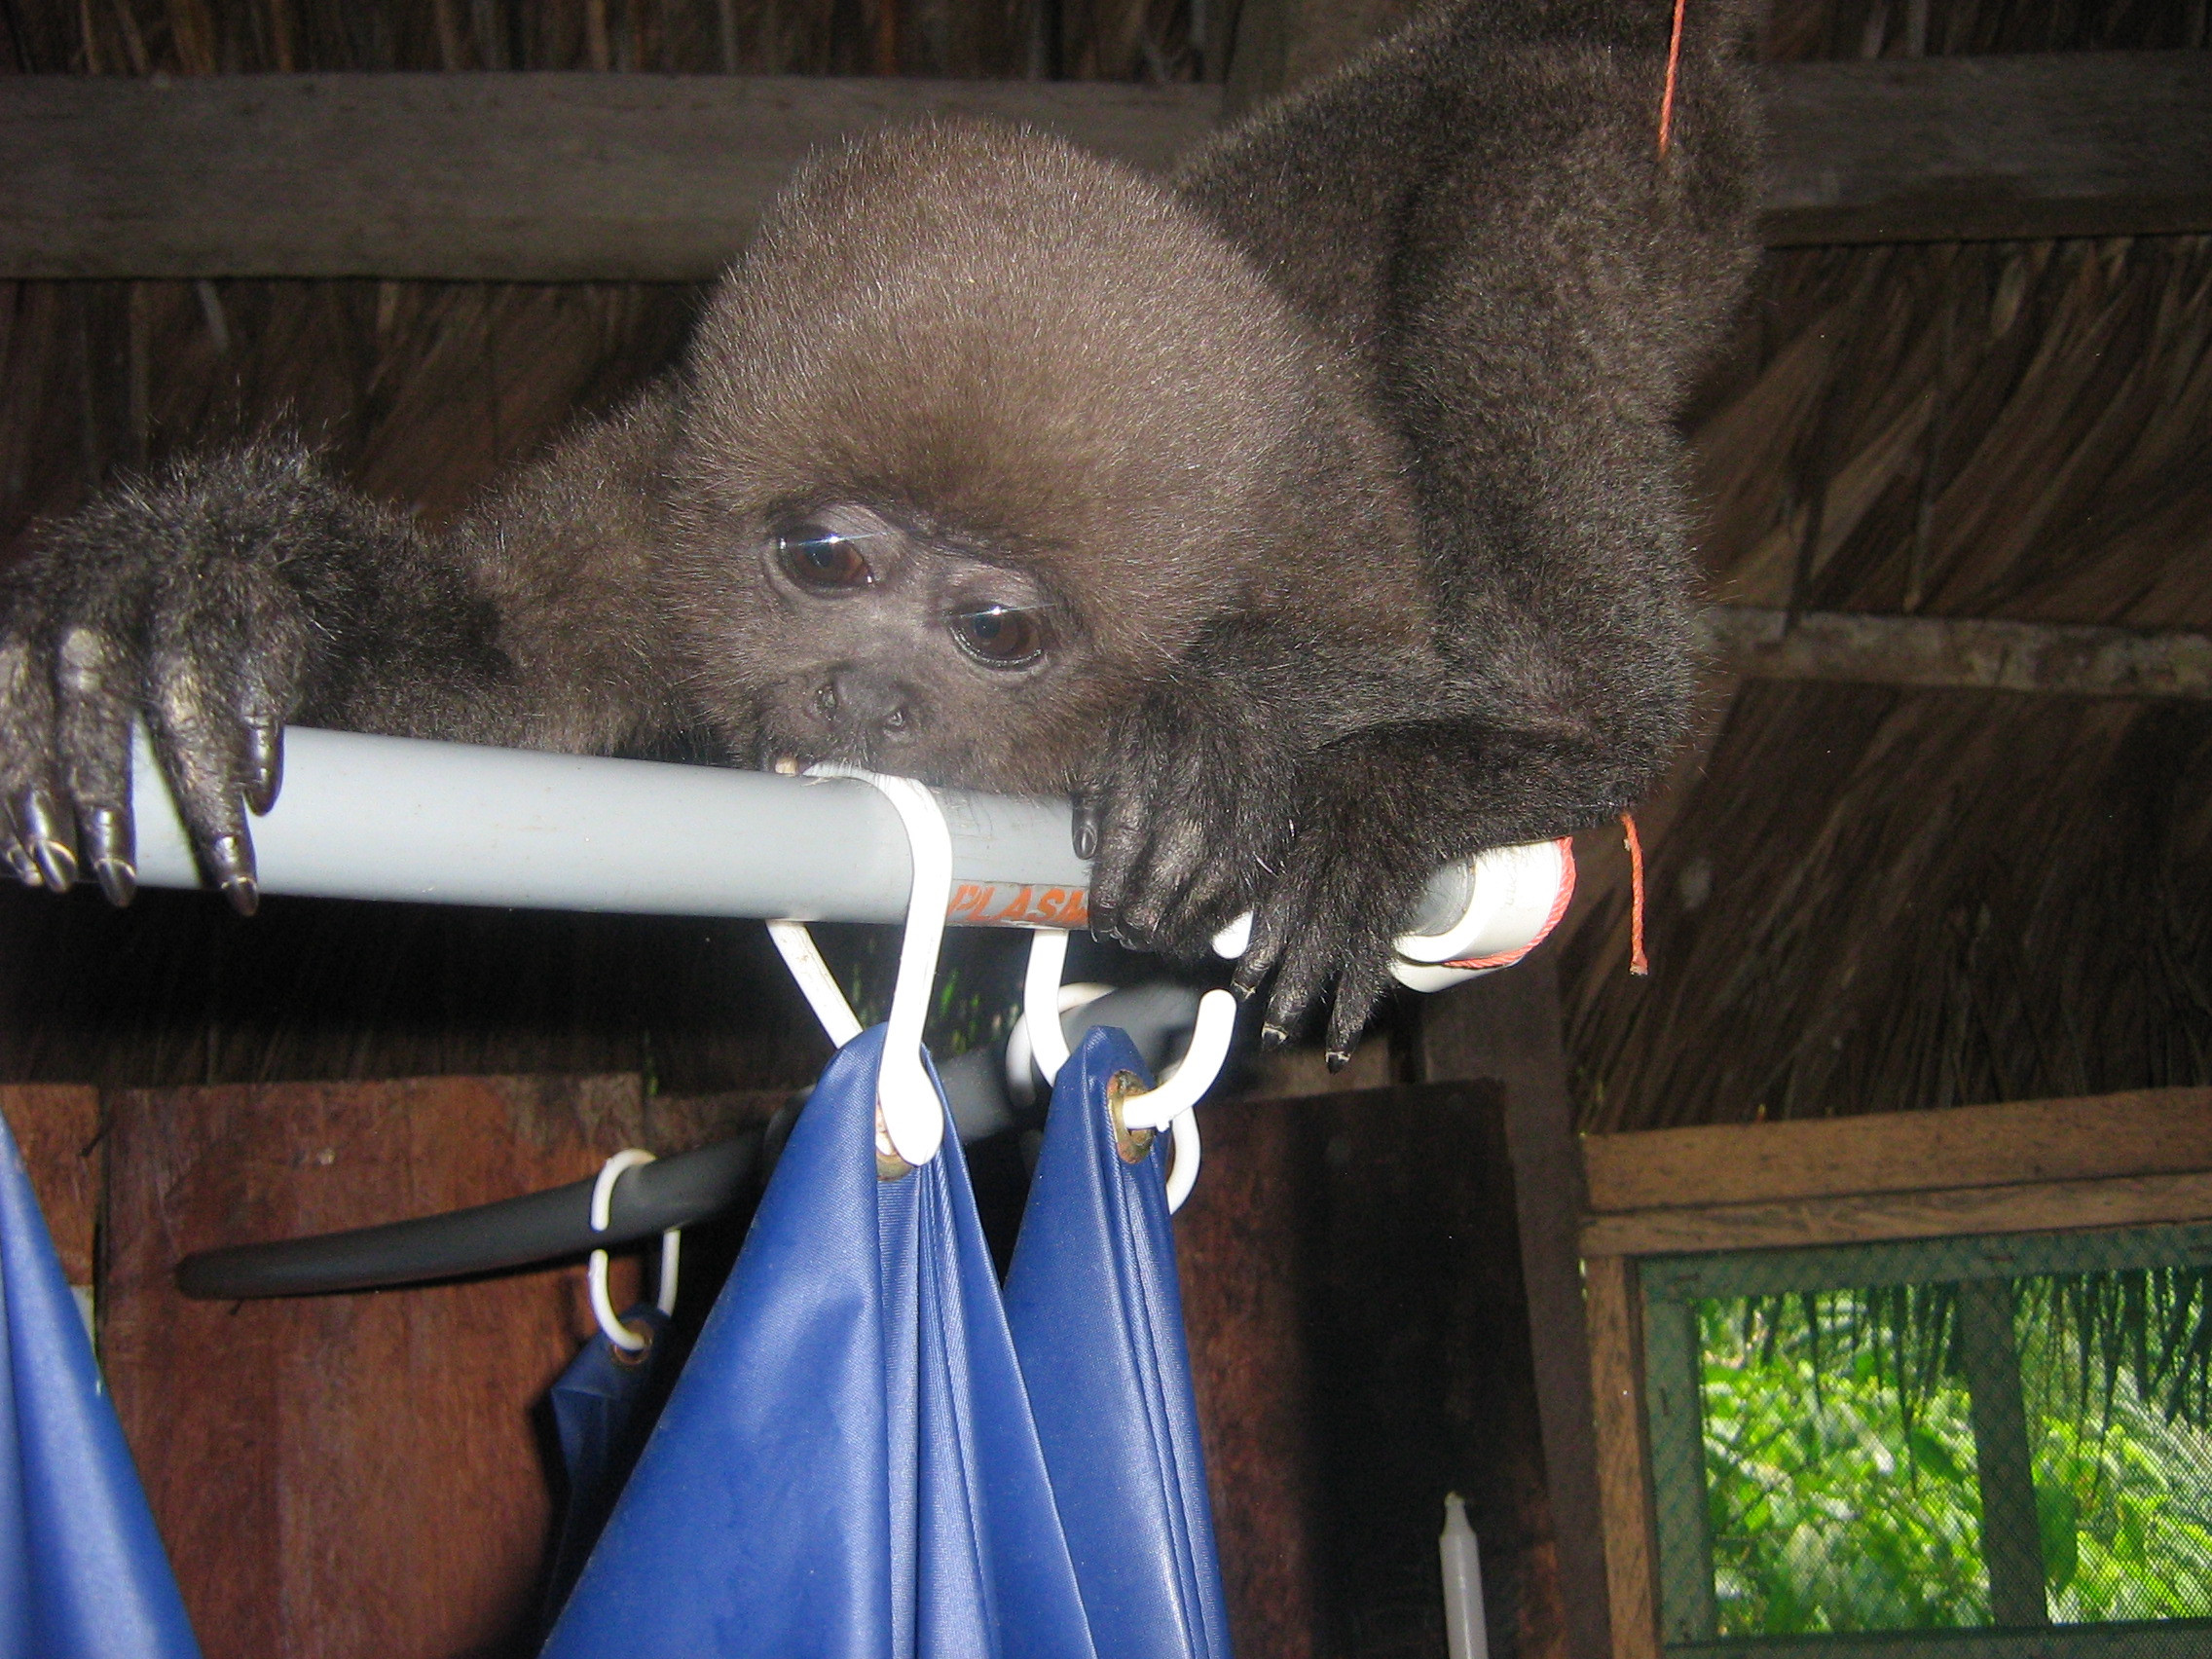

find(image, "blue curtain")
[1005,1026,1234,1659]
[540,1303,672,1625]
[541,1020,1234,1659]
[542,1027,1097,1659]
[0,1109,200,1659]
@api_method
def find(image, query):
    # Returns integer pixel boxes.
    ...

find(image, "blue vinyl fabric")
[0,1108,201,1659]
[540,1304,672,1625]
[1004,1025,1235,1659]
[540,1026,1097,1659]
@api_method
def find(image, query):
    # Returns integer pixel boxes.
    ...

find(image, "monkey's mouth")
[755,728,885,777]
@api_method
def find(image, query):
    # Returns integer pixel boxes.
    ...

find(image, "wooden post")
[1640,1294,1715,1643]
[1958,1279,2049,1627]
[1420,955,1615,1659]
[1585,1256,1662,1659]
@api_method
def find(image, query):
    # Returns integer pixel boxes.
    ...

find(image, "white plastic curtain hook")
[1022,927,1073,1086]
[766,919,865,1049]
[767,766,954,1168]
[588,1148,679,1354]
[1004,977,1116,1109]
[1117,985,1237,1213]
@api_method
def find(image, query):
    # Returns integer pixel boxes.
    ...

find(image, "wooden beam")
[1583,1087,2212,1214]
[0,74,1223,282]
[0,1085,101,1290]
[1707,608,2212,700]
[1583,1256,1662,1659]
[1,52,2206,280]
[1420,955,1616,1659]
[1757,52,2212,246]
[1580,1167,2212,1256]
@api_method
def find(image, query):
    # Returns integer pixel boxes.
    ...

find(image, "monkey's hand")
[1079,681,1298,967]
[0,445,437,912]
[1235,717,1620,1059]
[1222,738,1445,1065]
[1081,686,1451,1063]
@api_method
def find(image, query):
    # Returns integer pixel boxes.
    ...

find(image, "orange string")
[1623,814,1650,977]
[1657,0,1688,157]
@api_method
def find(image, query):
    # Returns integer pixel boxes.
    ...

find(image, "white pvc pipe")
[127,725,1089,928]
[123,724,1506,940]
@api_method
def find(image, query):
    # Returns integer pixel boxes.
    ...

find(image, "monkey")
[0,0,1757,1064]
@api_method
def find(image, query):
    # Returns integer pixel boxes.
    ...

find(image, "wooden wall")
[5,1074,1561,1659]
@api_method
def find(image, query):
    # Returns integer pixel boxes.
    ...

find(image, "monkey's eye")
[776,524,873,589]
[949,605,1048,668]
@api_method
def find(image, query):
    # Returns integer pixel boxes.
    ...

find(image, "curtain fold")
[1006,1024,1235,1659]
[541,1027,1095,1659]
[0,1108,201,1659]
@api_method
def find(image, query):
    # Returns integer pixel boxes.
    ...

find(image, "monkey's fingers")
[6,782,77,894]
[242,718,284,818]
[54,625,143,905]
[141,645,266,916]
[1085,741,1170,945]
[0,611,75,893]
[1322,945,1399,1069]
[148,698,260,914]
[1087,704,1277,956]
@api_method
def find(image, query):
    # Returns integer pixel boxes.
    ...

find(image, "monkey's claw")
[12,788,78,893]
[81,805,136,905]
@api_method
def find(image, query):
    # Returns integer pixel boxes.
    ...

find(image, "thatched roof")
[1560,231,2212,1128]
[2,0,2208,1129]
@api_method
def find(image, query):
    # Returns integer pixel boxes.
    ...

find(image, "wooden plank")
[1641,1218,2212,1302]
[1707,608,2212,701]
[1584,1256,1661,1659]
[0,1083,100,1287]
[1177,1083,1567,1659]
[1671,1620,2212,1659]
[1,53,2205,281]
[1757,52,2212,246]
[1582,1169,2212,1258]
[0,73,1222,281]
[1421,954,1614,1659]
[1641,1296,1715,1644]
[101,1074,651,1659]
[1174,1098,1325,1659]
[1582,1088,2212,1215]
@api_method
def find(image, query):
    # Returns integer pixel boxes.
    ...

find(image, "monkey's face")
[738,500,1090,786]
[658,119,1424,794]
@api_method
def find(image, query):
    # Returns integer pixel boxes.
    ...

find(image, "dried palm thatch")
[2,0,2208,1110]
[0,0,1198,81]
[1560,232,2212,1131]
[0,0,1201,1089]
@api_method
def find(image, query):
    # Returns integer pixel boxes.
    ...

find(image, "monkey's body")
[0,0,1757,1054]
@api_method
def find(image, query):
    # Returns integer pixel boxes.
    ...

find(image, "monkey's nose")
[818,669,918,740]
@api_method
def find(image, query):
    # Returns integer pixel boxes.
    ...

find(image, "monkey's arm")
[1082,604,1661,1062]
[1120,0,1755,1051]
[0,399,687,908]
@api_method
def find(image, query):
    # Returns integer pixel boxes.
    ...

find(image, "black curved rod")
[176,1132,765,1300]
[174,981,1209,1302]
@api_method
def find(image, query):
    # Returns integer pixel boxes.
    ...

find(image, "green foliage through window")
[1696,1275,2212,1636]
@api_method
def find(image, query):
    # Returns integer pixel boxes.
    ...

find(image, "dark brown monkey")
[0,0,1757,1060]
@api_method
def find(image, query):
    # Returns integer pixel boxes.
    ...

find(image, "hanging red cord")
[1657,0,1688,157]
[1623,814,1650,976]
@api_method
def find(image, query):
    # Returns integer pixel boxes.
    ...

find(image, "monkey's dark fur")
[0,0,1757,1058]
